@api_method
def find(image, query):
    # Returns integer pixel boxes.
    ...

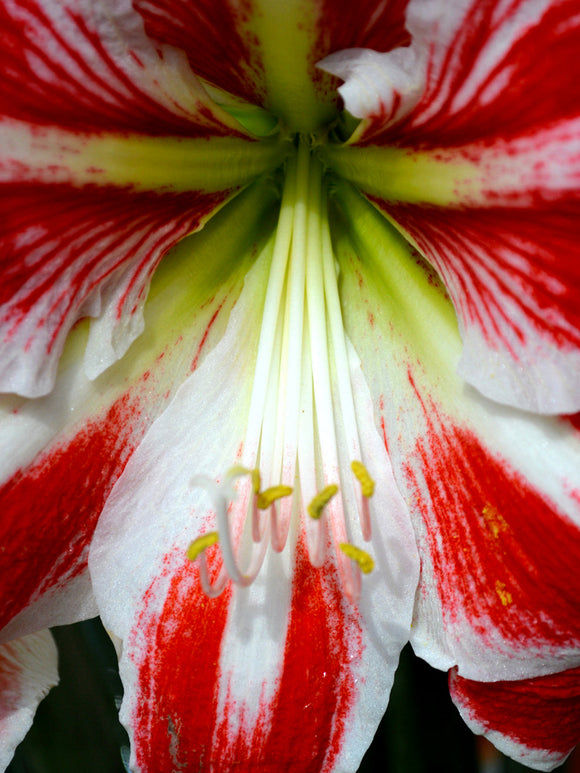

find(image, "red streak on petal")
[134,0,264,107]
[564,413,580,434]
[373,198,580,355]
[130,542,361,771]
[0,392,142,630]
[318,0,410,52]
[1,184,228,353]
[370,0,580,147]
[213,542,361,772]
[404,393,580,648]
[0,1,231,136]
[190,301,225,373]
[130,553,232,773]
[450,666,580,756]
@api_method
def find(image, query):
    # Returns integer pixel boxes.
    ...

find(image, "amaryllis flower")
[1,0,579,770]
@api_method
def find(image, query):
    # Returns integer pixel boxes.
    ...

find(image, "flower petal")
[90,234,419,771]
[0,181,277,640]
[134,0,412,132]
[449,667,580,772]
[0,181,230,398]
[322,0,580,413]
[0,630,58,771]
[0,0,247,135]
[331,181,580,684]
[0,0,287,398]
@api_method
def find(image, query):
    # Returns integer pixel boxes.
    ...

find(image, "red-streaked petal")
[0,630,58,770]
[0,182,229,398]
[402,401,580,677]
[0,181,277,640]
[323,0,580,413]
[134,0,411,132]
[332,181,580,684]
[89,243,419,772]
[118,537,414,773]
[121,547,374,773]
[1,0,288,398]
[334,0,580,147]
[450,667,580,771]
[0,0,246,136]
[370,196,580,413]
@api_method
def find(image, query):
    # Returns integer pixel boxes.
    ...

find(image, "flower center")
[188,136,375,602]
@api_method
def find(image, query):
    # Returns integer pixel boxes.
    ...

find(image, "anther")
[187,531,219,562]
[339,543,375,574]
[307,484,339,519]
[228,465,261,494]
[351,460,375,497]
[257,485,293,510]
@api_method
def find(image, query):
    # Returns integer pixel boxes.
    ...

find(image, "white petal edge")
[0,630,59,771]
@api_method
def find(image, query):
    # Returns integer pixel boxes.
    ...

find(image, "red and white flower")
[0,0,579,770]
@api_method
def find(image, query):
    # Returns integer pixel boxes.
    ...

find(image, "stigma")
[187,137,376,603]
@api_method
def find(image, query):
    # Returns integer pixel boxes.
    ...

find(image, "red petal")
[370,195,580,411]
[333,0,580,411]
[363,0,580,146]
[128,543,361,772]
[450,666,580,770]
[317,0,411,52]
[402,392,580,667]
[134,0,264,107]
[135,0,412,111]
[0,0,237,136]
[0,174,277,639]
[0,183,228,397]
[0,389,146,633]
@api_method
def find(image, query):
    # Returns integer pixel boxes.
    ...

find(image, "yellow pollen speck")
[307,484,339,519]
[351,460,375,497]
[495,580,513,606]
[186,531,219,561]
[339,543,375,574]
[482,504,509,539]
[257,485,293,509]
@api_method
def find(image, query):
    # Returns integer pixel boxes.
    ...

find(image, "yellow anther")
[351,460,375,498]
[339,543,375,574]
[256,485,293,510]
[227,465,261,493]
[186,532,219,561]
[307,484,339,519]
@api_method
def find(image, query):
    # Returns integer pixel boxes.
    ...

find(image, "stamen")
[339,543,375,574]
[228,465,261,494]
[307,484,339,520]
[186,531,219,561]
[351,460,375,497]
[187,137,378,604]
[257,485,293,510]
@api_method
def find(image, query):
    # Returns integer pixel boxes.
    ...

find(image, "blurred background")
[7,618,579,773]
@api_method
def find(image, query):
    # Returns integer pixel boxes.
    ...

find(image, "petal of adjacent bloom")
[0,0,286,398]
[321,0,580,413]
[89,221,419,772]
[0,630,58,770]
[449,667,580,771]
[0,180,277,641]
[331,180,580,685]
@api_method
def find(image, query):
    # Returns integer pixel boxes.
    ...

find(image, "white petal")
[0,630,58,771]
